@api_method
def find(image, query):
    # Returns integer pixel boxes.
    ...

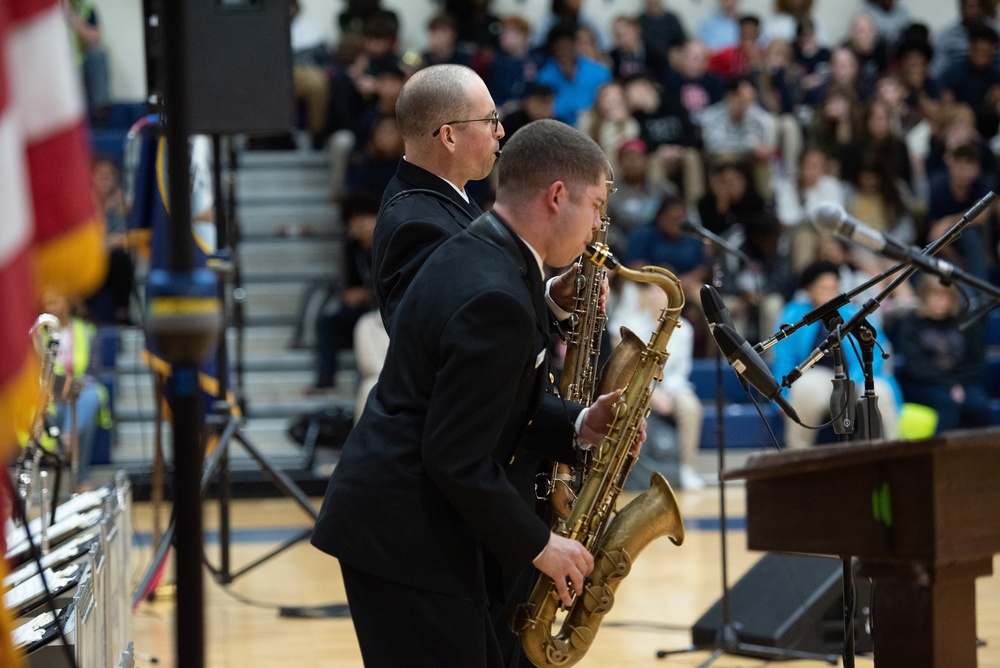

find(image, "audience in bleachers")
[89,0,1000,454]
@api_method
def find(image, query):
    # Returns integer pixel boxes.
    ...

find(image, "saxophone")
[516,244,686,668]
[549,175,614,519]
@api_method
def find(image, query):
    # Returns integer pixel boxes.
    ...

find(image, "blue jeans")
[82,45,110,112]
[901,383,992,434]
[53,382,103,485]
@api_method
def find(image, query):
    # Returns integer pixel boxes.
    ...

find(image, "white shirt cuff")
[545,277,574,322]
[574,407,593,450]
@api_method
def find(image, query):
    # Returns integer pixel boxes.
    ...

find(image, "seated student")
[308,194,380,393]
[892,274,992,434]
[576,81,640,177]
[40,290,112,492]
[605,139,679,253]
[926,141,999,285]
[700,77,776,198]
[88,156,135,325]
[535,23,612,126]
[344,115,404,196]
[771,260,901,449]
[626,195,708,305]
[609,281,705,490]
[623,74,704,202]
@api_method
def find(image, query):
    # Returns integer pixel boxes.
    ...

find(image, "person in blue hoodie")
[770,260,901,449]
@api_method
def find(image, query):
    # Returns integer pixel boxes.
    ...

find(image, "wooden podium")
[724,427,1000,668]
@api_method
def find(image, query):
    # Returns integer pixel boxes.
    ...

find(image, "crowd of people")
[293,0,1000,445]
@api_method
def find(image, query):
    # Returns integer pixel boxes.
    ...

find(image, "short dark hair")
[725,74,755,95]
[738,14,761,28]
[655,194,686,219]
[949,141,982,164]
[496,119,608,206]
[968,22,1000,46]
[799,260,840,290]
[894,36,934,63]
[427,12,457,33]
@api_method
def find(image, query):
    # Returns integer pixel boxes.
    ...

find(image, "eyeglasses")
[432,110,500,137]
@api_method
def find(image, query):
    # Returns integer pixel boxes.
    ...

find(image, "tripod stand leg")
[232,431,318,519]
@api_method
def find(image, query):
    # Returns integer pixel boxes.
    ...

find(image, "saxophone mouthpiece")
[584,243,620,271]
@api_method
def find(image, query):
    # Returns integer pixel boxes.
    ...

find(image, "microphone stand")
[822,315,859,668]
[657,248,837,665]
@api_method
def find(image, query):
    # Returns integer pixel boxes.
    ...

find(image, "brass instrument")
[516,244,686,667]
[16,315,62,515]
[549,175,615,519]
[29,314,62,444]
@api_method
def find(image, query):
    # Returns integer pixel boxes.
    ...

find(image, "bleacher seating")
[88,101,149,165]
[690,357,785,450]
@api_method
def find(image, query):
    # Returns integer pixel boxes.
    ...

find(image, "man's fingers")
[554,575,572,607]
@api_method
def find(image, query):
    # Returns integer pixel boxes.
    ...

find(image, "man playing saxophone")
[311,120,641,667]
[367,63,611,667]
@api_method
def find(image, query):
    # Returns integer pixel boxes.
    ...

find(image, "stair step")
[238,146,330,169]
[238,236,340,279]
[236,201,341,237]
[113,368,358,417]
[114,416,316,464]
[118,325,310,362]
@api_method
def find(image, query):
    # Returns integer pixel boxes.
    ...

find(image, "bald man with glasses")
[374,64,506,328]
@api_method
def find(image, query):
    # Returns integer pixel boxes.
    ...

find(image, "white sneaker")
[680,465,706,491]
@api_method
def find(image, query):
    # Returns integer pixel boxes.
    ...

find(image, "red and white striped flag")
[0,0,105,659]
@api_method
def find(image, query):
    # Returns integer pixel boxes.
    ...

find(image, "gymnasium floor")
[127,484,1000,668]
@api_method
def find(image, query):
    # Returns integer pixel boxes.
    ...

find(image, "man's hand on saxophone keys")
[577,389,647,456]
[532,533,595,607]
[548,263,610,314]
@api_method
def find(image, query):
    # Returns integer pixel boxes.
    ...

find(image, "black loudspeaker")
[692,553,873,655]
[178,0,295,134]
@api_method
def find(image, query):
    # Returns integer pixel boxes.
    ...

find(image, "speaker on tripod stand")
[134,0,316,601]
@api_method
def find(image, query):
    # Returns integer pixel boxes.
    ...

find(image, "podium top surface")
[722,426,1000,483]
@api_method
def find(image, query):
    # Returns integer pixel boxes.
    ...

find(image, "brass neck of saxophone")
[584,243,685,315]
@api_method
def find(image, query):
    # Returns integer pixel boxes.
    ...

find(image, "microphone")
[811,200,1000,300]
[495,148,502,158]
[710,322,801,422]
[700,284,734,332]
[681,220,752,264]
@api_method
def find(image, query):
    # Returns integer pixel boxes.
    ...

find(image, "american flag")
[0,0,105,659]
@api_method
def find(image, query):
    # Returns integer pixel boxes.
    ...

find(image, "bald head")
[395,65,483,142]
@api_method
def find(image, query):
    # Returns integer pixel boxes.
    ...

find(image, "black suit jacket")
[371,157,581,484]
[312,213,577,600]
[374,158,483,331]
